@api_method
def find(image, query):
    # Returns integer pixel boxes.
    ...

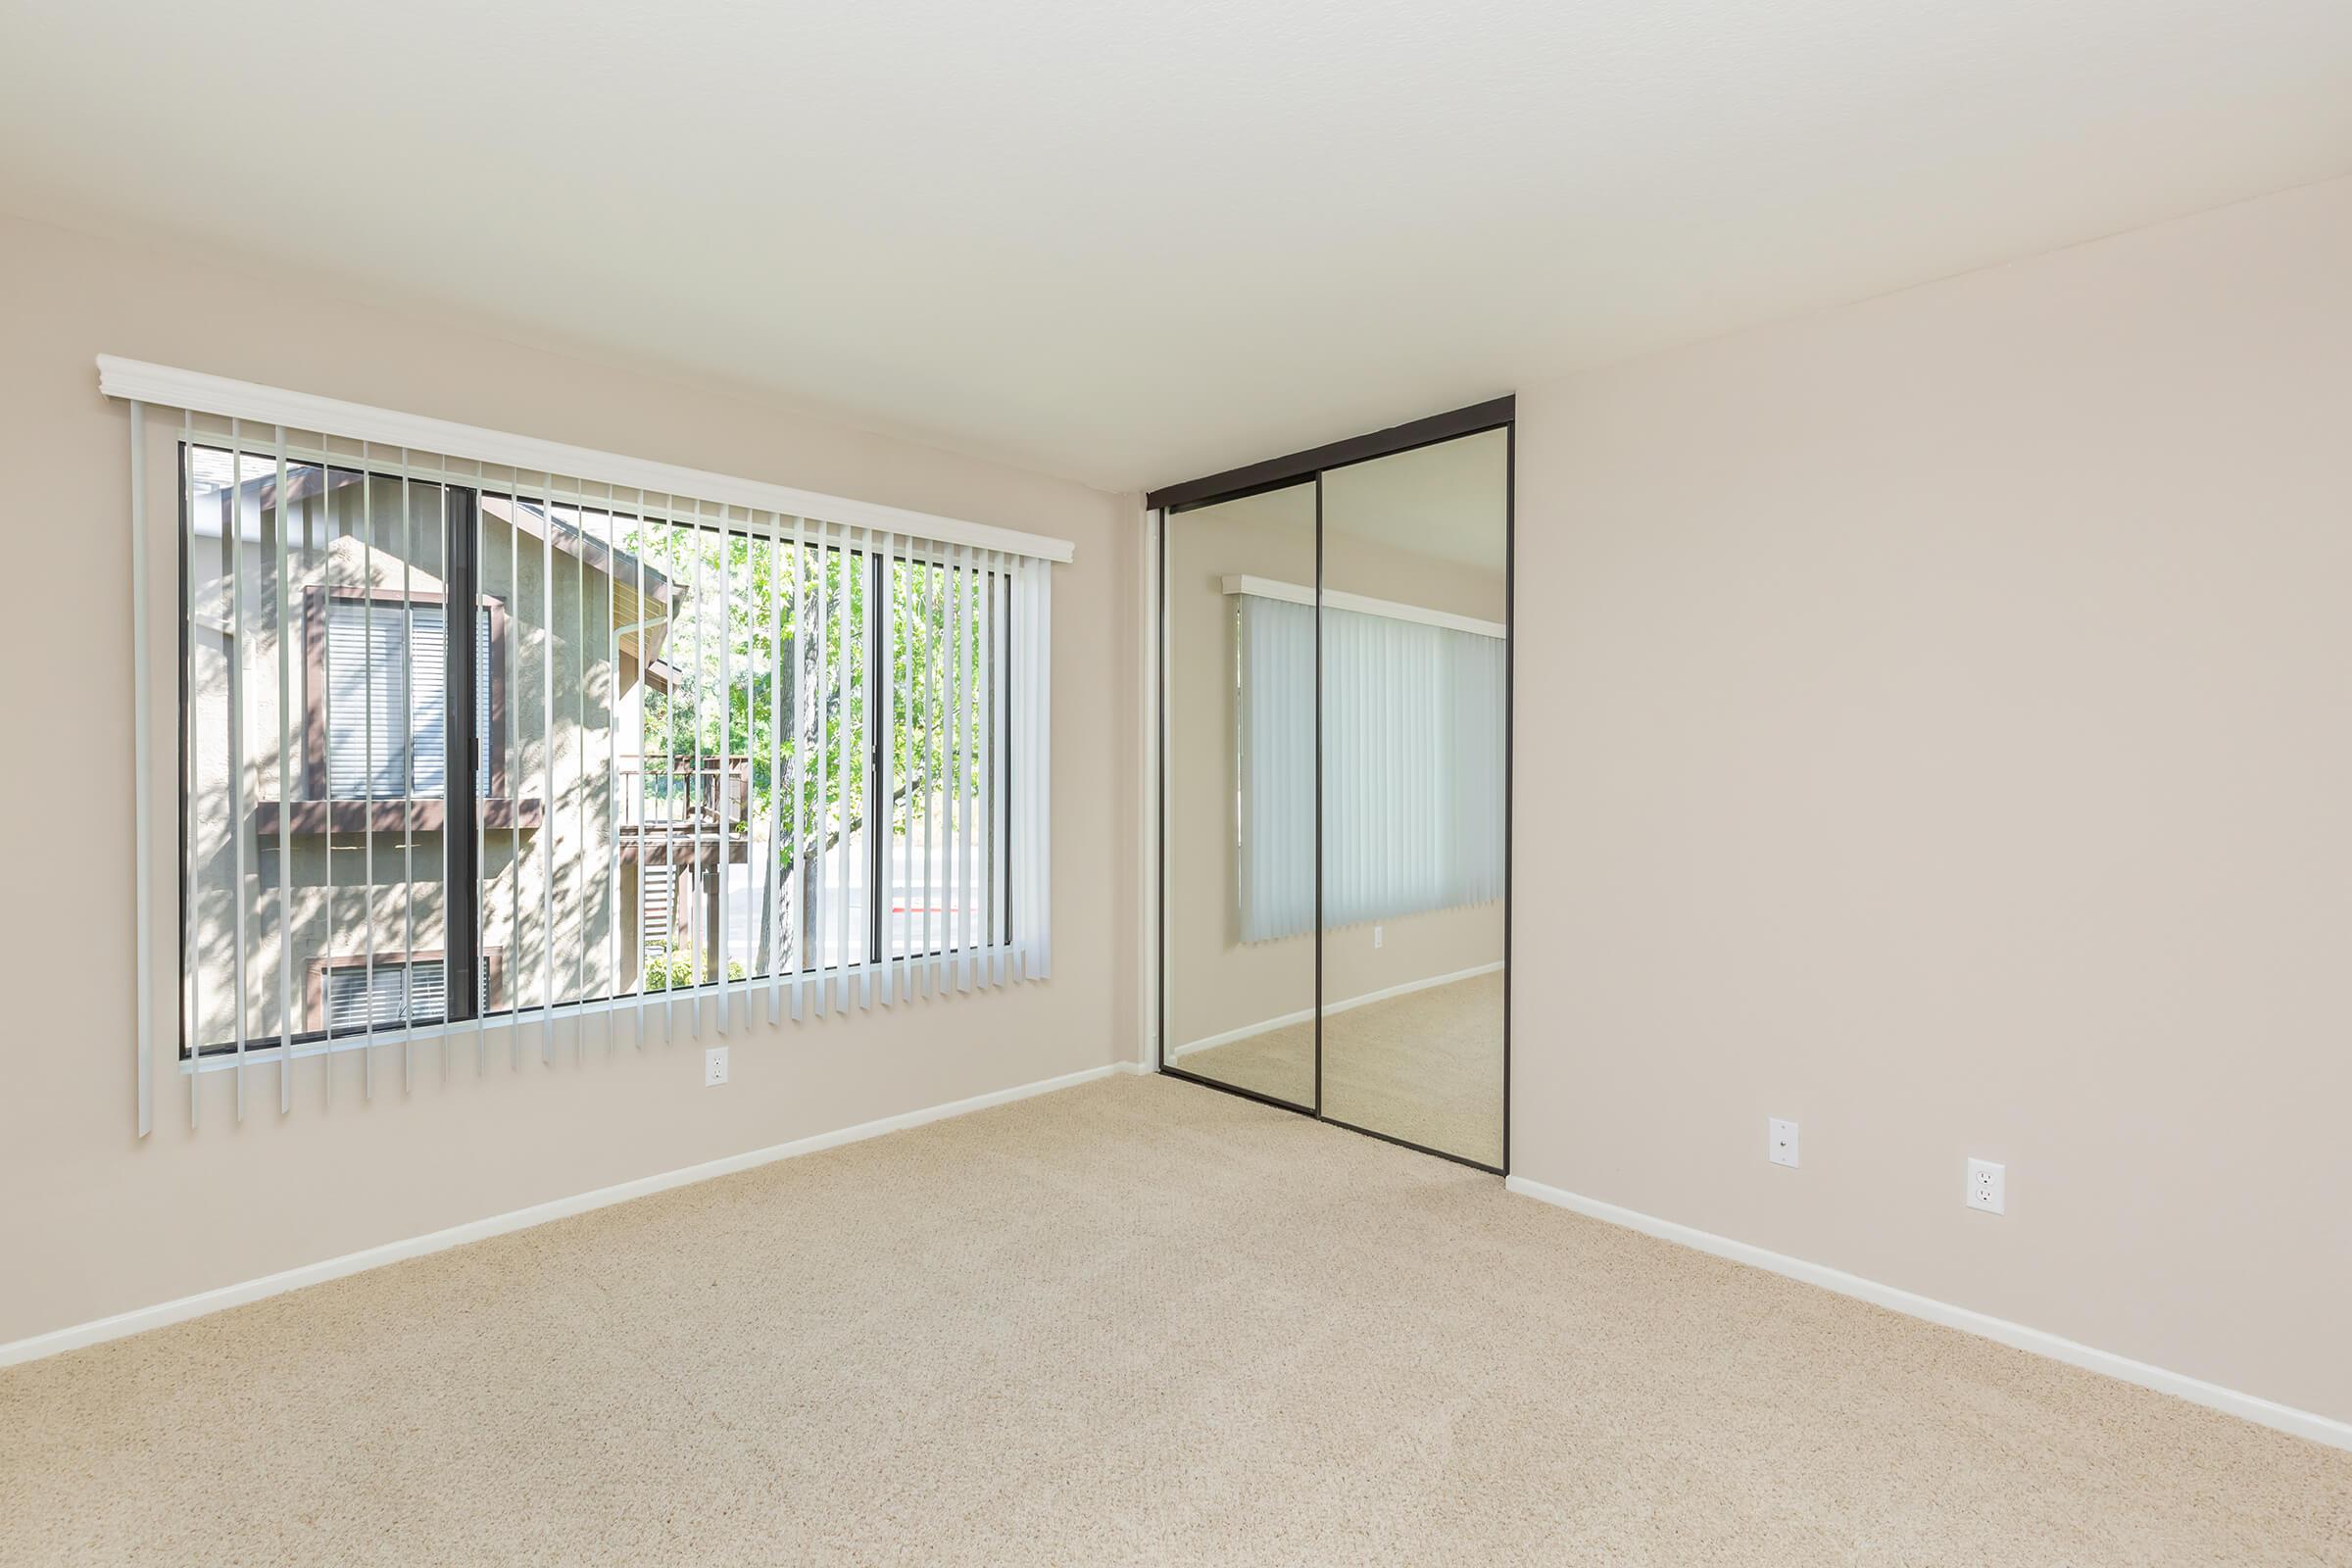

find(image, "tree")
[623,523,986,979]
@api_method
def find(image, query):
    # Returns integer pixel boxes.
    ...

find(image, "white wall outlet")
[1966,1158,2005,1214]
[1373,924,1384,949]
[1768,1117,1799,1168]
[704,1046,730,1088]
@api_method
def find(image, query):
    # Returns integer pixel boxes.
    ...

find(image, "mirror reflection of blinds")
[325,603,491,799]
[1237,593,1506,943]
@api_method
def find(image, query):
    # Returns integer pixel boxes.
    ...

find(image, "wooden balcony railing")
[619,758,750,831]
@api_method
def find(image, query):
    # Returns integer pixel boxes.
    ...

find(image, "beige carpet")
[1178,970,1504,1165]
[4,1073,2346,1566]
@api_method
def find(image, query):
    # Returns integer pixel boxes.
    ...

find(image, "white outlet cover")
[1768,1117,1799,1168]
[1373,925,1384,949]
[705,1046,730,1087]
[1967,1157,2005,1214]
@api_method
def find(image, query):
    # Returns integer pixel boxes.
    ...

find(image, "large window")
[180,441,1028,1059]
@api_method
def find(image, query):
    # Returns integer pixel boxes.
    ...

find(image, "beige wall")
[1511,175,2352,1423]
[1162,484,1506,1055]
[0,214,1138,1347]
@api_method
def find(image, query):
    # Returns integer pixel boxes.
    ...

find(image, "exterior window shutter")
[325,600,412,800]
[475,607,492,797]
[407,606,447,799]
[325,958,445,1031]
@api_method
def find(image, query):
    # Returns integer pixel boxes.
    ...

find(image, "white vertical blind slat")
[358,442,377,1101]
[504,471,521,1068]
[918,555,935,996]
[856,540,874,1009]
[272,427,296,1112]
[182,412,199,1126]
[957,551,976,994]
[1028,556,1053,980]
[601,482,619,1057]
[471,460,489,1069]
[766,526,786,1024]
[787,520,807,1022]
[686,498,707,1040]
[810,520,831,1017]
[715,506,734,1037]
[226,421,251,1119]
[539,468,557,1062]
[572,481,591,1060]
[945,548,963,993]
[629,491,650,1050]
[399,447,418,1092]
[319,444,338,1102]
[836,533,857,1011]
[845,528,859,1009]
[878,534,900,1005]
[131,402,154,1135]
[989,552,1007,988]
[657,509,677,1044]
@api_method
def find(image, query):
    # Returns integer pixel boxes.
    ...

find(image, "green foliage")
[640,950,747,992]
[621,523,991,866]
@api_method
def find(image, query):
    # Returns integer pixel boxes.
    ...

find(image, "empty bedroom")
[2,1,2348,1562]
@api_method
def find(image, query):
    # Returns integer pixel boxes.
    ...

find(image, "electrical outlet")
[1768,1117,1799,1168]
[1373,924,1384,949]
[1966,1158,2005,1214]
[704,1047,730,1088]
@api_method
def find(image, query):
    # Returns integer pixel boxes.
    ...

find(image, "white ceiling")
[5,1,2348,494]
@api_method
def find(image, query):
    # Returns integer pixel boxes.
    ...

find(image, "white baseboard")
[1171,959,1504,1059]
[1502,1174,2351,1453]
[1,1059,1142,1370]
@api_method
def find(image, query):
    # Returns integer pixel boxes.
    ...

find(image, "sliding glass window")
[179,445,1010,1059]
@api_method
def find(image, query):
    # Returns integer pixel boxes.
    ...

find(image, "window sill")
[179,944,1028,1072]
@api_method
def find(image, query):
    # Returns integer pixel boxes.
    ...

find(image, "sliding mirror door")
[1162,479,1318,1109]
[1318,431,1508,1165]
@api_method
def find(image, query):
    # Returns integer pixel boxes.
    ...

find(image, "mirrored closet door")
[1159,478,1318,1111]
[1154,406,1511,1171]
[1318,431,1508,1166]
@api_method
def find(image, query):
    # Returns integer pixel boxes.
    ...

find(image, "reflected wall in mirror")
[1162,479,1317,1108]
[1317,429,1507,1165]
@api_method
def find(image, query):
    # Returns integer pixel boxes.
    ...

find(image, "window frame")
[179,452,1018,1059]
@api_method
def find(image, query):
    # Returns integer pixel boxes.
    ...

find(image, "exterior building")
[183,452,754,1051]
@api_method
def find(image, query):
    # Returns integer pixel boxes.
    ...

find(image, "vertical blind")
[115,360,1066,1134]
[1236,588,1505,944]
[1235,594,1316,943]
